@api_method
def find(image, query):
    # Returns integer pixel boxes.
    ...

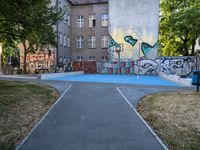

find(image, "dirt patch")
[137,91,200,150]
[0,81,59,150]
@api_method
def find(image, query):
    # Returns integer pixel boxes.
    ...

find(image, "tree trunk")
[22,41,27,74]
[191,39,196,56]
[183,37,189,56]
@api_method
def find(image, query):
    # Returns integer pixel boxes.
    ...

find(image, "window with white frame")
[77,36,83,48]
[89,56,95,61]
[101,14,108,27]
[89,36,96,48]
[59,56,63,62]
[77,16,84,28]
[67,36,70,47]
[77,56,83,61]
[89,15,96,27]
[101,56,108,61]
[59,33,62,45]
[64,13,67,24]
[68,14,70,26]
[101,35,108,48]
[63,34,67,47]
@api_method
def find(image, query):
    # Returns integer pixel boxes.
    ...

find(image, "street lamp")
[0,43,2,74]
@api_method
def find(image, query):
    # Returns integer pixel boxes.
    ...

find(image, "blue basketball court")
[47,74,181,86]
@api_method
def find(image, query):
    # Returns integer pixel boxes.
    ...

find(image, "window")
[89,15,96,27]
[63,34,67,47]
[59,33,62,45]
[89,36,96,48]
[77,36,83,48]
[67,36,70,47]
[77,56,83,61]
[63,57,67,62]
[89,56,95,61]
[64,13,67,24]
[101,14,108,27]
[68,14,70,26]
[77,16,84,28]
[101,35,108,48]
[101,56,108,61]
[59,56,63,62]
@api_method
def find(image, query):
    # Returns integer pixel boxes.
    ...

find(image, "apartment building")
[68,0,109,62]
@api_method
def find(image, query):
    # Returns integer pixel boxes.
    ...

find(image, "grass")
[0,80,59,150]
[137,91,200,150]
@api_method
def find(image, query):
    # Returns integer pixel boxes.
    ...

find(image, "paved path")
[0,77,194,150]
[16,81,188,150]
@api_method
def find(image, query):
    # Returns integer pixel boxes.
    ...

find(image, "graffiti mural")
[141,41,158,59]
[109,0,160,60]
[160,57,194,76]
[99,56,198,76]
[135,59,159,75]
[109,34,120,48]
[124,36,138,47]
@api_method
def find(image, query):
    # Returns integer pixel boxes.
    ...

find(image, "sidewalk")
[17,82,169,150]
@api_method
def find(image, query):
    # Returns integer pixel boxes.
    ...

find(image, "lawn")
[137,91,200,150]
[0,80,59,150]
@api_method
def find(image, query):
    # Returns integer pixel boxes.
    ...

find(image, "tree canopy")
[159,0,200,56]
[0,0,63,72]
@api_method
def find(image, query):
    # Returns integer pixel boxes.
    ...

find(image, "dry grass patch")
[137,91,200,150]
[0,80,59,150]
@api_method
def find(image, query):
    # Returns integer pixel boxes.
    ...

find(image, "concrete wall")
[109,0,160,60]
[100,56,199,76]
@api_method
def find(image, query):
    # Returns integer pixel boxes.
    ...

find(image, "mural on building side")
[109,0,160,60]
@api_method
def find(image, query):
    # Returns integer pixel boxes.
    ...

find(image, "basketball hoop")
[115,46,121,54]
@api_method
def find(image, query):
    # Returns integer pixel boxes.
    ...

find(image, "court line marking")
[116,86,169,150]
[16,84,72,150]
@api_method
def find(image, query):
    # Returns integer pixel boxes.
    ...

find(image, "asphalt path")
[15,81,172,150]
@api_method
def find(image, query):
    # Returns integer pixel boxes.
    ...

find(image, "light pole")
[0,43,2,74]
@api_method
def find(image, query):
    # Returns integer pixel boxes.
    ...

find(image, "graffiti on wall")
[109,0,160,60]
[124,36,138,47]
[141,41,158,59]
[109,34,120,48]
[100,56,196,76]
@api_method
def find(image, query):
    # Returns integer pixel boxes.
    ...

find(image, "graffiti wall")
[109,0,160,60]
[100,56,199,76]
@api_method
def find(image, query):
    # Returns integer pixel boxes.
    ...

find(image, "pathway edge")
[16,84,72,150]
[116,86,169,150]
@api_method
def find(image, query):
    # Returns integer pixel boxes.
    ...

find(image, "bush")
[16,68,23,74]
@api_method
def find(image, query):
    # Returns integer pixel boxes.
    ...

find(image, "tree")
[0,0,63,73]
[159,0,200,56]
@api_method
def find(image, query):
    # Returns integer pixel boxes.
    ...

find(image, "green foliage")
[0,0,63,72]
[159,0,200,56]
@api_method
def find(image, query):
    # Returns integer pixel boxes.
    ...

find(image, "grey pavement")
[0,77,195,150]
[117,84,194,108]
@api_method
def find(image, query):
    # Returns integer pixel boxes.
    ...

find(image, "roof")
[68,0,108,5]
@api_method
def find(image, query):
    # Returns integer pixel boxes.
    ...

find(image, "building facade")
[69,0,108,62]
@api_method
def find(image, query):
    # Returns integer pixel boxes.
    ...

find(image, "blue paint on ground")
[47,74,181,86]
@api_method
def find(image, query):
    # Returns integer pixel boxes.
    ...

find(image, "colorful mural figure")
[141,41,158,59]
[108,34,120,48]
[109,0,160,60]
[124,36,138,47]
